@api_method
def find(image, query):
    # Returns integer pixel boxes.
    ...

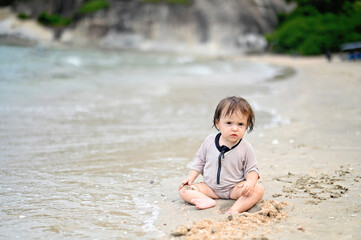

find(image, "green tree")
[77,0,109,15]
[38,12,71,27]
[267,0,361,55]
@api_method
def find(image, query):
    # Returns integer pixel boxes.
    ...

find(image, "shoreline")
[155,55,361,239]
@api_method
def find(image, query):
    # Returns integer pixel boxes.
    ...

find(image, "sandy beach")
[154,55,361,239]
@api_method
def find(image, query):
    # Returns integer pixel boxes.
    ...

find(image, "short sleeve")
[243,143,260,179]
[191,135,212,175]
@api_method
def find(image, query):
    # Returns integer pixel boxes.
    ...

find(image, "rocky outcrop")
[1,0,294,53]
[0,8,52,46]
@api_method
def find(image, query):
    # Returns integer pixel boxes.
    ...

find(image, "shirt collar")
[215,133,242,153]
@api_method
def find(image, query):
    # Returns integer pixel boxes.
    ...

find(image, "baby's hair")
[213,96,255,133]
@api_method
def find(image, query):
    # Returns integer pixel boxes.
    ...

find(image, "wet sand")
[154,55,361,239]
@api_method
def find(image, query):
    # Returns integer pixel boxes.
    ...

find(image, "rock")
[171,226,188,237]
[237,33,267,53]
[0,8,53,44]
[2,0,295,53]
[297,226,305,231]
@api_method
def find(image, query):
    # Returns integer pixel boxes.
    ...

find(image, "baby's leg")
[226,183,264,214]
[179,183,219,209]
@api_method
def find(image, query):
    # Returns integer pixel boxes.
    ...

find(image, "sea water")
[0,45,283,239]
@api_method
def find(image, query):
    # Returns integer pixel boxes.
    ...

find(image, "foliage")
[37,12,71,27]
[36,0,110,28]
[285,0,350,14]
[142,0,190,4]
[17,13,30,20]
[77,0,109,15]
[267,0,361,55]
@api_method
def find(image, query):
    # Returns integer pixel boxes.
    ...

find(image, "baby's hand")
[179,178,193,190]
[236,181,254,197]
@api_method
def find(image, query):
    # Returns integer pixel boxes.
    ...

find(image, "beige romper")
[191,133,259,199]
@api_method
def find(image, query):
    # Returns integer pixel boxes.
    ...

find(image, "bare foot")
[191,198,216,209]
[225,209,239,215]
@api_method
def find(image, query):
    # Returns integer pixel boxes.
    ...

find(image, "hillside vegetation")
[267,0,361,55]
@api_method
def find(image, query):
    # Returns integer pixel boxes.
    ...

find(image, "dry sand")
[154,55,361,239]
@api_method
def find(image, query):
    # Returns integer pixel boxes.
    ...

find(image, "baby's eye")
[226,122,232,125]
[238,123,244,126]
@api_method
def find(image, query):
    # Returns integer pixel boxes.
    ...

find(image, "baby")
[179,96,264,214]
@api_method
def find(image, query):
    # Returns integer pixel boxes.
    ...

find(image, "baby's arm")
[179,170,200,190]
[236,171,259,197]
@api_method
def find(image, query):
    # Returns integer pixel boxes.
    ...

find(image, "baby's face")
[215,111,248,147]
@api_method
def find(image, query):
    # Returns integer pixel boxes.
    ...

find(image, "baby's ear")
[214,121,220,130]
[246,122,253,133]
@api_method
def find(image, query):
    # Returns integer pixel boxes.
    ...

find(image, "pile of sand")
[170,200,288,239]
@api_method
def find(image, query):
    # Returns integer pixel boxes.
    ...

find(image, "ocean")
[0,45,285,239]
